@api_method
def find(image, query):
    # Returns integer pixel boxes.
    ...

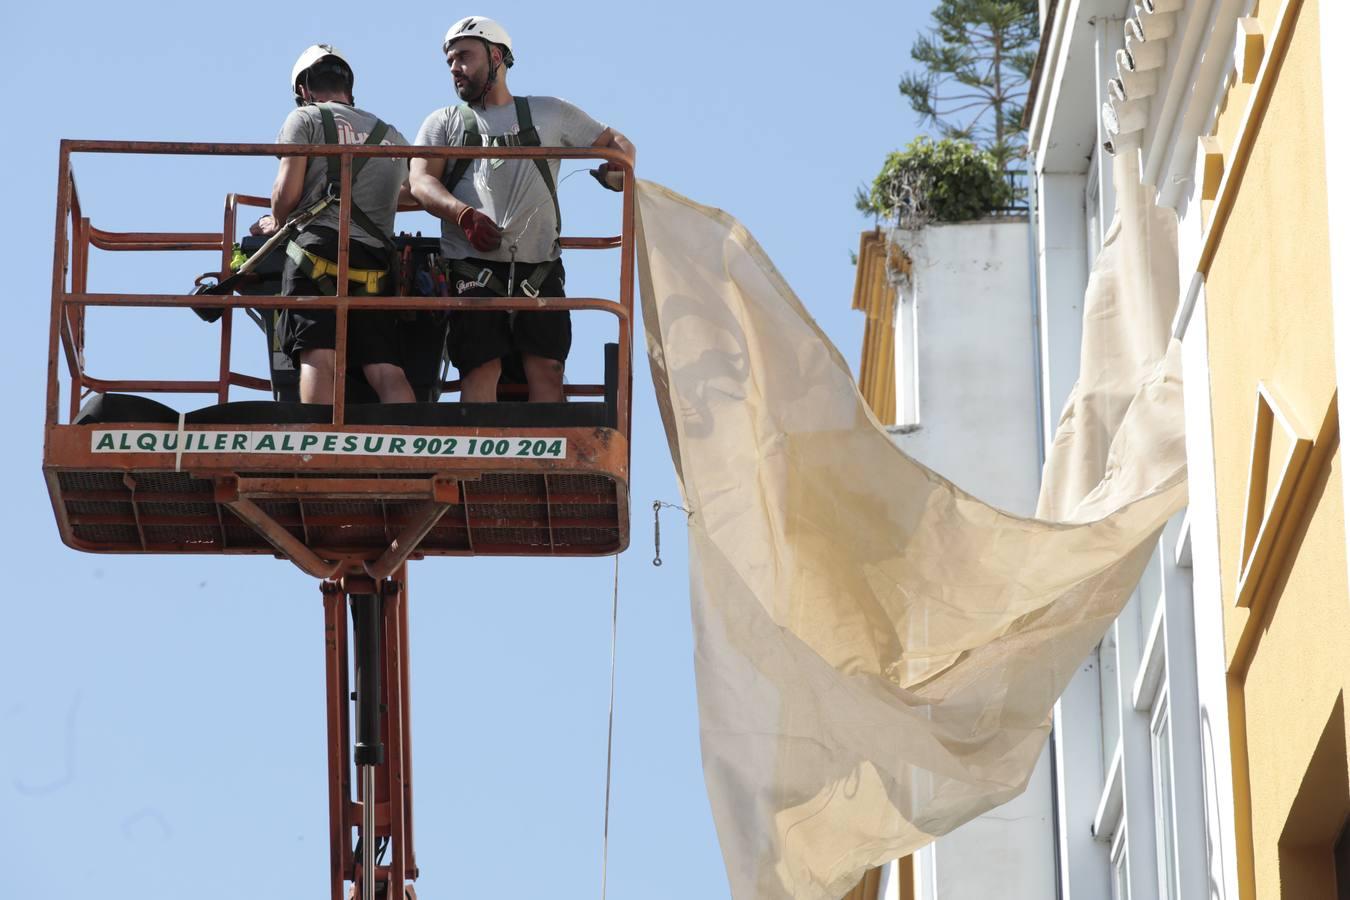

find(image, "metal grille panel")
[72,523,140,545]
[66,500,134,517]
[59,471,128,493]
[223,524,269,547]
[133,472,210,494]
[553,527,622,547]
[471,527,553,548]
[55,468,624,558]
[143,525,221,547]
[550,473,617,497]
[474,473,546,496]
[139,501,216,518]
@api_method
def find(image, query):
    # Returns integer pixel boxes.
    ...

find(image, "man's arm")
[591,128,636,191]
[253,156,308,236]
[271,156,308,227]
[409,156,467,221]
[593,127,636,162]
[397,178,421,211]
[409,155,501,251]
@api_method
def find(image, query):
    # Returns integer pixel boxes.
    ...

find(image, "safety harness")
[285,103,400,296]
[442,97,560,298]
[445,258,556,299]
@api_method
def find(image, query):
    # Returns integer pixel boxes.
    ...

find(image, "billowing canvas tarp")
[635,157,1184,900]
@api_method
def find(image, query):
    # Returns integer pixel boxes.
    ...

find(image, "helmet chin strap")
[469,41,500,107]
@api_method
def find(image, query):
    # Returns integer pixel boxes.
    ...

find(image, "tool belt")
[446,258,556,298]
[286,241,388,295]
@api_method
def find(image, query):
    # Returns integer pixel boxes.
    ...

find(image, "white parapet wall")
[889,216,1043,516]
[887,215,1057,899]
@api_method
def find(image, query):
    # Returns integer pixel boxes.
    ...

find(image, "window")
[1111,831,1131,900]
[1099,634,1121,772]
[1151,692,1180,900]
[1138,549,1163,629]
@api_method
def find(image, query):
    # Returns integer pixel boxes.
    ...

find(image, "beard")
[454,71,487,101]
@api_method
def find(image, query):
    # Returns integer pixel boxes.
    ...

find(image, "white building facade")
[1025,1,1247,898]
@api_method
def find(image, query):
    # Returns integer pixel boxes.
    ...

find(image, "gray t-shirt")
[277,103,409,248]
[414,96,606,262]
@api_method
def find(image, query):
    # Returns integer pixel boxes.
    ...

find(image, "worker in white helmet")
[409,16,636,403]
[254,44,417,405]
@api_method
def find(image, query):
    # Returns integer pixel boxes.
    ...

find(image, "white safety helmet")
[291,44,353,105]
[442,17,514,67]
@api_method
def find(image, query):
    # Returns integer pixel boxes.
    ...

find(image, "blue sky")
[3,2,935,896]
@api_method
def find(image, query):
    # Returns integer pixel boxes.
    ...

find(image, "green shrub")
[860,137,1013,225]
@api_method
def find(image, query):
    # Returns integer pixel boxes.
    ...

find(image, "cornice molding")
[1102,1,1183,155]
[1097,0,1249,212]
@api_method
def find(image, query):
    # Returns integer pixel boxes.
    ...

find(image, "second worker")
[410,16,636,403]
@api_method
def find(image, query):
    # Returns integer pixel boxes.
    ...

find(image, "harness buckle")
[521,278,541,299]
[454,267,496,294]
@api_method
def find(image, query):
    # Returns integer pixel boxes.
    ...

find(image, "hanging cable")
[600,553,620,900]
[557,166,590,187]
[600,503,689,896]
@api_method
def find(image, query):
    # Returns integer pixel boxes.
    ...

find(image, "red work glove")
[589,162,625,192]
[456,206,502,252]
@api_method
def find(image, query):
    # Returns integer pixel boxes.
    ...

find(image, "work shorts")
[445,257,570,374]
[279,227,400,369]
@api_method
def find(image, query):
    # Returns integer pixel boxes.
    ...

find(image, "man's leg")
[298,349,338,404]
[353,310,416,404]
[446,260,516,403]
[514,264,570,403]
[362,363,417,404]
[459,358,503,402]
[281,244,341,404]
[522,354,565,402]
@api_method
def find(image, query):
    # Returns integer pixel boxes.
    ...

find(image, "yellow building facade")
[1202,0,1349,894]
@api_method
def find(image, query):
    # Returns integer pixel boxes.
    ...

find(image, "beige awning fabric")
[1038,157,1183,521]
[635,157,1185,900]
